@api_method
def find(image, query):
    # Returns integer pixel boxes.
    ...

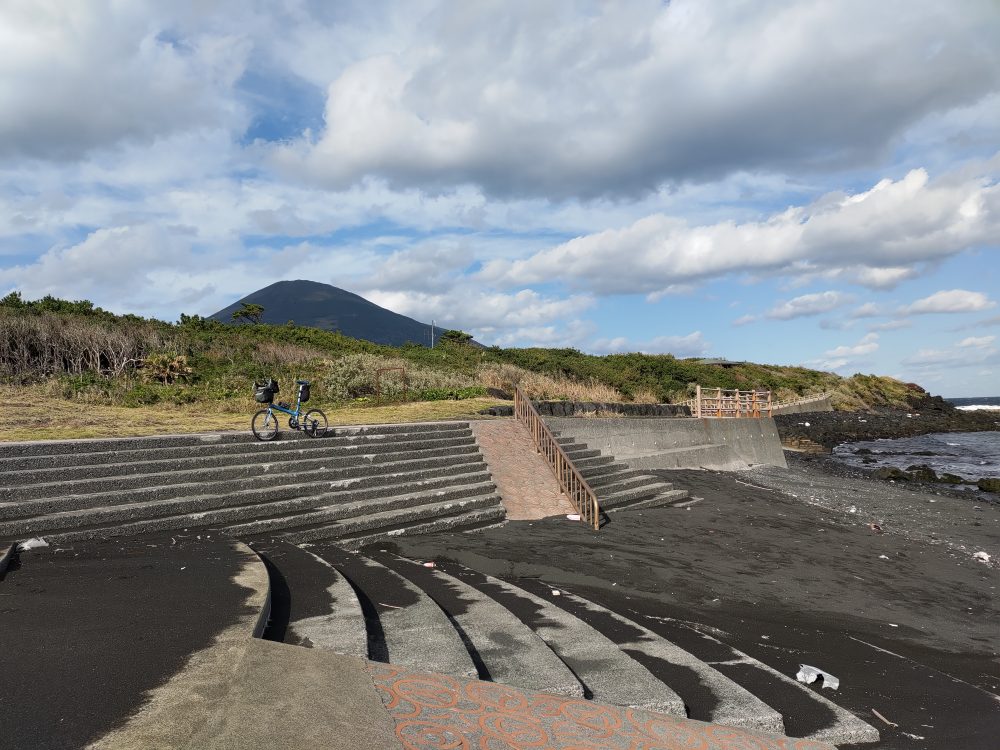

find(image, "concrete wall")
[544,416,787,471]
[771,396,833,416]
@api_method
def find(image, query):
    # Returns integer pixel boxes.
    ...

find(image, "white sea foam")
[956,404,1000,411]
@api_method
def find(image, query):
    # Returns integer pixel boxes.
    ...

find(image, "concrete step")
[308,546,479,678]
[559,446,602,460]
[0,424,469,459]
[0,455,486,522]
[374,553,585,697]
[586,468,651,488]
[0,435,478,486]
[0,468,494,539]
[590,474,672,498]
[283,494,503,545]
[598,481,678,511]
[605,488,689,512]
[577,461,632,482]
[337,506,506,550]
[436,562,686,715]
[224,479,497,538]
[591,600,882,745]
[0,424,474,473]
[512,578,785,734]
[0,445,485,503]
[0,422,473,459]
[570,454,616,471]
[251,540,369,658]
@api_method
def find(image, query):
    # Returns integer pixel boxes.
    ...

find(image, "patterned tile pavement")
[471,420,576,521]
[367,663,837,750]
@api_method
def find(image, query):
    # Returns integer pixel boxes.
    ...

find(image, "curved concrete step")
[252,540,368,659]
[436,562,686,716]
[597,606,881,745]
[309,546,478,679]
[374,553,585,697]
[0,435,478,486]
[513,579,784,734]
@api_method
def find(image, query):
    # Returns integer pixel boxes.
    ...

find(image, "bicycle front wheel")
[303,409,328,438]
[251,409,279,441]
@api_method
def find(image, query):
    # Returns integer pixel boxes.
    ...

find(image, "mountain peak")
[210,280,449,347]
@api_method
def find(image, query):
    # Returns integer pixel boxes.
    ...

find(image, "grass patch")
[0,385,504,442]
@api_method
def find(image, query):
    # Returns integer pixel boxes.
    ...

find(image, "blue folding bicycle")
[251,379,328,441]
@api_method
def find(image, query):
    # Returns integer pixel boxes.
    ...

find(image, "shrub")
[324,353,476,400]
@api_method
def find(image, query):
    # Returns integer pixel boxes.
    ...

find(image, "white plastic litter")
[973,551,991,564]
[566,514,581,521]
[848,505,857,514]
[16,537,48,552]
[551,589,561,596]
[796,664,840,690]
[422,561,437,568]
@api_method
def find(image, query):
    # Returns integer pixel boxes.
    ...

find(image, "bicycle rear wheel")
[303,409,328,438]
[252,409,279,441]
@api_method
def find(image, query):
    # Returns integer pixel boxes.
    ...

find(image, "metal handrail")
[513,386,601,530]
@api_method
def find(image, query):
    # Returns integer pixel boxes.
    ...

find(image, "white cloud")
[766,291,853,320]
[274,0,1000,198]
[732,314,757,327]
[0,1,251,160]
[850,302,883,318]
[959,335,996,348]
[868,318,912,332]
[900,289,997,314]
[482,165,1000,295]
[805,333,879,371]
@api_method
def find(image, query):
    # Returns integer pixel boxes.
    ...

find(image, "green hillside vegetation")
[0,292,927,413]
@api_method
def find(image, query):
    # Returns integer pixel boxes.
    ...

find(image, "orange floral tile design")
[366,663,836,750]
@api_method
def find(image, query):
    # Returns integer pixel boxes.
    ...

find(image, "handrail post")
[695,384,701,419]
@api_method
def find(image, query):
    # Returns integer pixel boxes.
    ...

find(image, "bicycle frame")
[267,396,304,420]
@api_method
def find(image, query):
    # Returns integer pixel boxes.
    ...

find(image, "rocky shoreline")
[774,396,1000,501]
[773,395,1000,450]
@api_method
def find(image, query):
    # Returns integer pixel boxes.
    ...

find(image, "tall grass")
[475,362,625,402]
[0,311,167,380]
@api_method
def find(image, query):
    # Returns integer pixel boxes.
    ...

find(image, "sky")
[1,1,999,397]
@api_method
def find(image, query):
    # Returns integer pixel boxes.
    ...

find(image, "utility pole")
[431,319,435,348]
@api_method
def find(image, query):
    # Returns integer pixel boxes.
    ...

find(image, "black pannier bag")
[254,379,279,403]
[298,383,310,403]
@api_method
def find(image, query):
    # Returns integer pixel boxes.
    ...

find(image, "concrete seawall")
[544,417,787,471]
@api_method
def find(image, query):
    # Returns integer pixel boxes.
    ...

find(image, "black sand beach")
[383,453,1000,750]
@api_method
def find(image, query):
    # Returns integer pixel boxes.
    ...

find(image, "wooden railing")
[513,386,601,530]
[680,386,773,418]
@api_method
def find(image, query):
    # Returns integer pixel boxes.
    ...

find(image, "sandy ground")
[385,456,1000,749]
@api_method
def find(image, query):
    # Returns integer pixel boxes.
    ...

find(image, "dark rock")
[939,473,965,484]
[855,448,872,455]
[907,465,939,482]
[978,478,1000,493]
[874,467,910,481]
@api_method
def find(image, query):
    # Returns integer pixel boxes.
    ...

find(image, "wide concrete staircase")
[556,434,690,513]
[0,423,505,548]
[256,540,880,746]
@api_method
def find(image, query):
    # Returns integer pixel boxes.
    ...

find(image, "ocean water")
[833,431,1000,481]
[947,396,1000,412]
